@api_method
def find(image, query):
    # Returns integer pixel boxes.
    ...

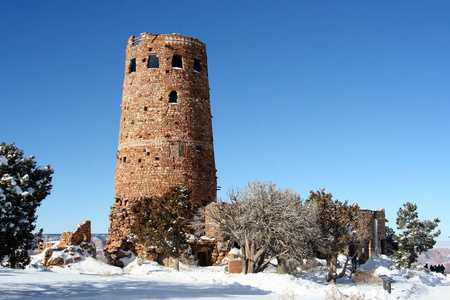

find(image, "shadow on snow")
[0,273,271,299]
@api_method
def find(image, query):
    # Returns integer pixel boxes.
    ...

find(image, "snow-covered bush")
[0,143,53,268]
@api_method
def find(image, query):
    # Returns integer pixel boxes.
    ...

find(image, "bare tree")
[206,180,320,274]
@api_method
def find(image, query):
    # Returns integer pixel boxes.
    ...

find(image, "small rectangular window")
[148,54,159,68]
[144,106,148,111]
[193,58,200,72]
[195,145,202,152]
[172,54,183,69]
[129,58,136,73]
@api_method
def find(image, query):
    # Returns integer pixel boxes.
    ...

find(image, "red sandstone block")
[228,259,243,274]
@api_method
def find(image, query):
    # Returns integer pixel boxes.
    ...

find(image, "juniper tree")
[129,187,194,271]
[0,143,53,268]
[308,189,360,283]
[206,181,320,274]
[394,202,440,268]
[385,225,398,256]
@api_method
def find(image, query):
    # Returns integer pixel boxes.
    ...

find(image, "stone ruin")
[40,220,96,267]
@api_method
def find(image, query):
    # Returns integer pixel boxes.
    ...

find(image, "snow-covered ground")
[1,254,449,299]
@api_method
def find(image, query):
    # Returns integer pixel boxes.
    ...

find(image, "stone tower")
[104,33,217,265]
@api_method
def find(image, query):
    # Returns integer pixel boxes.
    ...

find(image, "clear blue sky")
[1,1,448,241]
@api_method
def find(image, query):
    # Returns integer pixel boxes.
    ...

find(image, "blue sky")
[1,1,448,241]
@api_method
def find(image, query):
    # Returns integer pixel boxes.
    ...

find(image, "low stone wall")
[40,220,96,267]
[59,220,91,247]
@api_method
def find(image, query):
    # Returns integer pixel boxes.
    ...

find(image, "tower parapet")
[105,33,217,265]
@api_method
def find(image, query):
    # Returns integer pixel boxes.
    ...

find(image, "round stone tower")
[104,33,217,265]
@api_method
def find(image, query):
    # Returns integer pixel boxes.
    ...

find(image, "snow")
[0,255,449,299]
[229,247,242,255]
[0,254,450,299]
[0,174,23,195]
[359,255,393,272]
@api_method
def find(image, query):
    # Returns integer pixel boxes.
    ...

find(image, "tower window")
[169,91,178,103]
[172,54,183,69]
[144,106,148,111]
[148,54,159,68]
[193,58,200,72]
[195,145,202,152]
[129,58,136,73]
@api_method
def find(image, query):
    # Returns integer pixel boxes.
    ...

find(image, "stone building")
[104,33,217,266]
[353,209,387,262]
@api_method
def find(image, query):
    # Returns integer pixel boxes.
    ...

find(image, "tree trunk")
[277,257,288,274]
[242,258,248,274]
[240,244,248,274]
[246,259,255,274]
[327,253,356,282]
[243,240,255,274]
[327,255,338,283]
[172,257,180,271]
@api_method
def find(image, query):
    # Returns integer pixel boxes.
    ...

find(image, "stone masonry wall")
[41,220,96,267]
[354,209,386,262]
[59,220,91,247]
[105,33,217,265]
